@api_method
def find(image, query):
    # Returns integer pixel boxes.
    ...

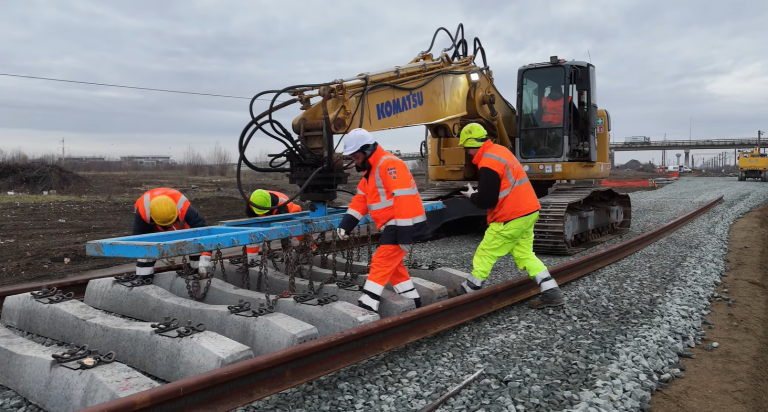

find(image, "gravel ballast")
[242,177,768,412]
[1,177,766,412]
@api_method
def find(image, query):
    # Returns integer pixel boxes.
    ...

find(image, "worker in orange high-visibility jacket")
[336,128,429,312]
[541,87,569,126]
[244,189,309,264]
[456,123,565,309]
[132,188,211,279]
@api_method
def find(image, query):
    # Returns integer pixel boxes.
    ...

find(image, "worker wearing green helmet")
[244,189,305,264]
[456,123,565,309]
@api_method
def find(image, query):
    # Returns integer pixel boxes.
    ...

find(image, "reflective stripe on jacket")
[134,188,192,231]
[473,141,540,224]
[339,145,428,245]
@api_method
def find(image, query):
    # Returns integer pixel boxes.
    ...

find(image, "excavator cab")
[515,57,598,165]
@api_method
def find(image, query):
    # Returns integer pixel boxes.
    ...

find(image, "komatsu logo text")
[376,91,424,120]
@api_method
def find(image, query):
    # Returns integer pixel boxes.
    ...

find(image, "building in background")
[120,155,173,166]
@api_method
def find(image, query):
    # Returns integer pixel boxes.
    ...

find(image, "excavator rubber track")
[533,187,631,255]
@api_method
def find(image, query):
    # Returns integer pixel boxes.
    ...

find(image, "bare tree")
[183,144,207,176]
[209,142,232,176]
[6,149,29,164]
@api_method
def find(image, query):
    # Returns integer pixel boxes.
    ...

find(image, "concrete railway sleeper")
[0,196,722,412]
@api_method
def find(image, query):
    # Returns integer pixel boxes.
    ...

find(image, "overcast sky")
[1,0,767,166]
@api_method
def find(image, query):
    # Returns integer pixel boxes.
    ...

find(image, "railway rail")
[0,196,723,412]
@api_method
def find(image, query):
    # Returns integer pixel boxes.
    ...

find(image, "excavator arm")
[291,53,515,150]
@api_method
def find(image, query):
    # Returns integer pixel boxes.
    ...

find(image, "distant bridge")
[609,138,763,151]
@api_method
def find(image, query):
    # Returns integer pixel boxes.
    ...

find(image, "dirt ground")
[651,206,768,412]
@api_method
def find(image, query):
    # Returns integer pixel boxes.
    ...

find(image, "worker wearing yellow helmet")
[133,188,210,279]
[456,123,565,309]
[244,189,305,264]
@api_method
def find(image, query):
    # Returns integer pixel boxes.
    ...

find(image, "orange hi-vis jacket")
[338,145,429,246]
[134,188,194,232]
[541,95,571,126]
[250,190,302,216]
[473,141,540,224]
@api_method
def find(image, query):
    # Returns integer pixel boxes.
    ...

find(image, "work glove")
[337,228,349,240]
[400,244,412,253]
[460,183,477,198]
[198,252,212,277]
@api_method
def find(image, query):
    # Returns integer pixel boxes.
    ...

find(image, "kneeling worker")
[244,189,306,264]
[456,123,565,308]
[132,187,211,278]
[336,128,428,312]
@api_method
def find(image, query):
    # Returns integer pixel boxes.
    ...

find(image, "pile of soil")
[0,163,93,194]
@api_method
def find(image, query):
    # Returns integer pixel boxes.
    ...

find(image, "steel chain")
[239,245,251,290]
[284,235,297,293]
[258,239,274,308]
[194,251,216,301]
[354,226,362,262]
[303,225,317,294]
[317,232,327,268]
[330,227,338,281]
[182,255,197,299]
[216,249,227,283]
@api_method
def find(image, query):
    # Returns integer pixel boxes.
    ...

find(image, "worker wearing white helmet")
[336,128,429,313]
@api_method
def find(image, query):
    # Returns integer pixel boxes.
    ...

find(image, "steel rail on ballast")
[64,195,723,412]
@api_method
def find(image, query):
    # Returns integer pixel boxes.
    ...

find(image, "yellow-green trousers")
[471,212,547,282]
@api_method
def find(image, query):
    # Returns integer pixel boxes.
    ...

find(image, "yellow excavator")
[237,24,630,255]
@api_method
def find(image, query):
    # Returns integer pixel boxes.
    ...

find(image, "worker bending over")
[132,187,211,278]
[244,189,306,264]
[457,123,565,308]
[337,128,428,312]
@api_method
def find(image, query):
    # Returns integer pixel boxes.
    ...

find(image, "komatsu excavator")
[237,24,631,255]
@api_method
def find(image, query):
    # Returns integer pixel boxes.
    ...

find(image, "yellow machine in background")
[737,147,768,181]
[242,24,630,255]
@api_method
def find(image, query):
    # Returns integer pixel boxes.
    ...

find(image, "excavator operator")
[336,128,429,313]
[457,123,566,309]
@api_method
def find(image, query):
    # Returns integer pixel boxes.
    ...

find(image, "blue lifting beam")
[85,201,444,259]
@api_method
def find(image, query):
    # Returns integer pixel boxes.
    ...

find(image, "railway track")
[0,196,722,412]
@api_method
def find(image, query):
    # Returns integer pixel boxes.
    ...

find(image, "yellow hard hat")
[249,189,271,215]
[458,123,488,148]
[149,195,178,226]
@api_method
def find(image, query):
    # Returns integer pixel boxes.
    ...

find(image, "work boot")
[454,277,484,296]
[528,287,565,309]
[413,297,422,309]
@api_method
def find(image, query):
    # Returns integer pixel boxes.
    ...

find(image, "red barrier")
[600,179,650,187]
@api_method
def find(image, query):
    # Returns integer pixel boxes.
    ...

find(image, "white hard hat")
[342,128,376,155]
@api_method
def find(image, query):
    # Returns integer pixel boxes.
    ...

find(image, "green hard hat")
[459,123,488,148]
[249,189,271,215]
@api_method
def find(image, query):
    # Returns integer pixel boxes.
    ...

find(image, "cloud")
[0,0,766,169]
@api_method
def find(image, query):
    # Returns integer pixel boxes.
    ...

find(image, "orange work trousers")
[358,245,420,312]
